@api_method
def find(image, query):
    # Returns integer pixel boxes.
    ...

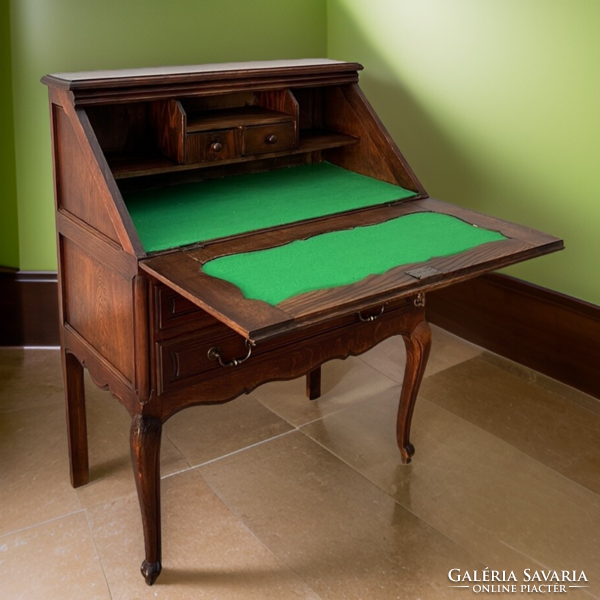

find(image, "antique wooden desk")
[42,59,563,585]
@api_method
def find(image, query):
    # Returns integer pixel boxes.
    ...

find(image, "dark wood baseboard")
[427,273,600,400]
[0,270,60,346]
[2,269,598,400]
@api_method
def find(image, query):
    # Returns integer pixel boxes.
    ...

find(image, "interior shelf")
[186,106,294,132]
[109,131,359,179]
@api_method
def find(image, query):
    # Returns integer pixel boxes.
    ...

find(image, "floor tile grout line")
[480,350,600,418]
[0,508,87,540]
[298,400,600,574]
[497,539,599,599]
[163,429,193,472]
[162,428,298,480]
[416,394,600,502]
[84,509,114,600]
[354,353,404,385]
[160,361,600,500]
[354,321,487,383]
[293,426,494,571]
[357,341,600,496]
[118,415,600,598]
[357,347,489,385]
[198,463,328,600]
[295,422,600,584]
[581,586,600,600]
[296,404,373,429]
[23,346,61,350]
[197,422,491,592]
[168,392,600,593]
[252,357,400,426]
[4,349,597,593]
[0,346,61,351]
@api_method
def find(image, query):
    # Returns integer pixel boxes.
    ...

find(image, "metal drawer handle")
[210,142,223,153]
[207,339,255,367]
[358,306,385,322]
[265,134,278,144]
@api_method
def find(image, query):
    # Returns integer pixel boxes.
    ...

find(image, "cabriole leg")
[63,350,89,488]
[397,319,432,464]
[306,366,322,400]
[130,414,163,586]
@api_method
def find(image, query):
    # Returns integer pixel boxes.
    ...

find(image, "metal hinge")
[405,266,442,280]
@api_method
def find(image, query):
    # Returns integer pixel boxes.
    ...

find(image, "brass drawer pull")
[265,134,278,144]
[210,142,223,153]
[358,306,385,322]
[207,339,255,367]
[413,292,425,307]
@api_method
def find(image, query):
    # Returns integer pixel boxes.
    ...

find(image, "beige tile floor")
[1,325,598,599]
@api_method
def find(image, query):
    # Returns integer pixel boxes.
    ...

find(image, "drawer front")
[244,122,296,156]
[157,297,414,394]
[186,129,240,164]
[158,326,244,393]
[155,285,215,335]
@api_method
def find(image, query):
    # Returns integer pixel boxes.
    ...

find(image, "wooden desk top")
[41,59,363,91]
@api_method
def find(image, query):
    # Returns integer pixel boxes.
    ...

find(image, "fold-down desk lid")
[140,198,563,343]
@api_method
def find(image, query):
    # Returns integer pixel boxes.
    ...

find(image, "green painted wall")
[328,0,600,306]
[8,0,600,306]
[10,0,327,270]
[0,1,19,268]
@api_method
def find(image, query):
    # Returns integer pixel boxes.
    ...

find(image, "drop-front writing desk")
[42,59,563,585]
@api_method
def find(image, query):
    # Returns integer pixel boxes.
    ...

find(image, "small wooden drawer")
[186,129,241,164]
[155,286,215,334]
[244,122,296,156]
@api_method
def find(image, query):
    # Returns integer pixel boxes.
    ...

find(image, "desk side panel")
[61,236,135,384]
[50,88,146,258]
[53,105,120,243]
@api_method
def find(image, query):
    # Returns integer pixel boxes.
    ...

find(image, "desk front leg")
[130,414,163,586]
[397,309,431,464]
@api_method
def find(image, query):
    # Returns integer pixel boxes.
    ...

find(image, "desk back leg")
[63,350,89,488]
[397,318,431,464]
[306,367,322,400]
[130,414,163,585]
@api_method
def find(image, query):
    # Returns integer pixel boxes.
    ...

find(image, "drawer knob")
[210,142,223,153]
[265,134,278,145]
[207,339,255,367]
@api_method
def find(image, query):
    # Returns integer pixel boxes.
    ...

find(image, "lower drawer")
[157,326,244,393]
[156,297,415,395]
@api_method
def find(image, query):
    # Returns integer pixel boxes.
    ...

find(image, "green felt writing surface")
[124,162,417,252]
[203,213,507,305]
